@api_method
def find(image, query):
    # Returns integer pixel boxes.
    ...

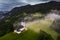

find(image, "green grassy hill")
[0,18,58,40]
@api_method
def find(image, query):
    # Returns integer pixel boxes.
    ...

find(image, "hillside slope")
[0,19,58,40]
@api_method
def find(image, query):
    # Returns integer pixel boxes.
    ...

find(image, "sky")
[0,0,60,11]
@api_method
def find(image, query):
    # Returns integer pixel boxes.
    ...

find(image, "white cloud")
[27,1,49,5]
[18,0,49,5]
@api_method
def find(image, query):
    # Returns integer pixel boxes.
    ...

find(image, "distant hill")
[0,11,8,15]
[0,11,4,15]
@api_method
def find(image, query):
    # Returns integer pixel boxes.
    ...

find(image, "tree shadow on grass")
[39,30,54,40]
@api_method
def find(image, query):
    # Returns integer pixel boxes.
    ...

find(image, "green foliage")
[0,23,13,37]
[0,12,26,37]
[39,30,54,40]
[5,19,11,23]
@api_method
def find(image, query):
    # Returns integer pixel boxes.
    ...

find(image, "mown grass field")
[0,19,58,40]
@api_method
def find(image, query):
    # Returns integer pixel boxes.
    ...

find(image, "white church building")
[14,21,27,34]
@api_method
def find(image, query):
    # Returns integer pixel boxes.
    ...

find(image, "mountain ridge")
[8,1,60,16]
